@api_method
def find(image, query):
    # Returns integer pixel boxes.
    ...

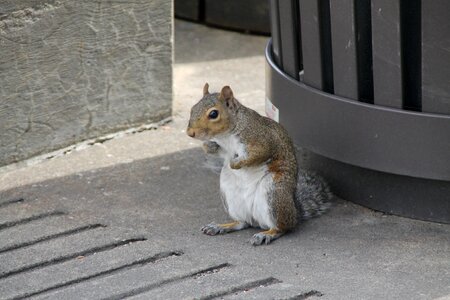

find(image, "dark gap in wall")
[401,0,422,111]
[355,0,374,104]
[319,0,334,93]
[198,0,206,22]
[295,0,303,72]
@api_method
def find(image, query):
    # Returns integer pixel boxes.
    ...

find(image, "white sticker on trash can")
[265,97,279,123]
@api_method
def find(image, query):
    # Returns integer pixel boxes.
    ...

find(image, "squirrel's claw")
[250,232,271,245]
[201,221,249,236]
[201,223,224,235]
[250,228,285,246]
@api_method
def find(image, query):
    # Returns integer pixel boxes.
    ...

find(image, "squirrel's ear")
[219,86,238,110]
[219,86,234,101]
[203,83,210,96]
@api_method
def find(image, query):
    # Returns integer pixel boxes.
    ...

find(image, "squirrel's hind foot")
[201,221,248,236]
[250,228,285,246]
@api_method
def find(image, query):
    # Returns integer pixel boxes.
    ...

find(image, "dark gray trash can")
[266,0,450,223]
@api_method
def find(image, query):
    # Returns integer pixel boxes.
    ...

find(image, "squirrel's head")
[187,83,240,140]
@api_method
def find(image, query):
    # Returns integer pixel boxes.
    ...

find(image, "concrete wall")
[0,0,172,166]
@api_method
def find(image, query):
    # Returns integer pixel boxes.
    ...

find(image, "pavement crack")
[283,290,324,300]
[0,211,66,231]
[0,237,147,279]
[0,198,24,208]
[199,277,281,300]
[0,224,107,254]
[9,250,183,300]
[102,263,231,300]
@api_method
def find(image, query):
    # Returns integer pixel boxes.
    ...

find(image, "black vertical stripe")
[355,0,374,103]
[401,0,422,111]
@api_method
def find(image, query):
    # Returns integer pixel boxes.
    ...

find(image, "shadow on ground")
[175,20,268,63]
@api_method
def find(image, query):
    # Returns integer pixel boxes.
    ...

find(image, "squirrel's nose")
[187,128,195,138]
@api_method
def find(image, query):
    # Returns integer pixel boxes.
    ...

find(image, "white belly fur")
[212,135,276,229]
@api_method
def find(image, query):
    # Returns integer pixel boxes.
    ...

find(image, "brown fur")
[261,228,283,236]
[217,221,240,228]
[268,159,284,182]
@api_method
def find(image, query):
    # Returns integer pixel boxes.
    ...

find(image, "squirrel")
[187,83,332,245]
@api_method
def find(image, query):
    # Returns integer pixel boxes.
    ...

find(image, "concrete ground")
[0,20,449,300]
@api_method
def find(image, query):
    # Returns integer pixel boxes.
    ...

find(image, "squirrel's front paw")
[229,157,243,169]
[203,141,220,154]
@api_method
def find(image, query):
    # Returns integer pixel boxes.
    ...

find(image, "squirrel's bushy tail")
[295,170,333,220]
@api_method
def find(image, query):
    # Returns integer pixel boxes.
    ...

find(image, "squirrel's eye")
[208,110,219,119]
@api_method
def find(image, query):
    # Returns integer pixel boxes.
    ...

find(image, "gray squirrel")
[187,84,332,245]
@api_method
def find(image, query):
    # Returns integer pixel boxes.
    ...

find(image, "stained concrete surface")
[0,20,449,300]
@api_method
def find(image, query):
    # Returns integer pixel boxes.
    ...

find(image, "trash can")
[266,0,450,223]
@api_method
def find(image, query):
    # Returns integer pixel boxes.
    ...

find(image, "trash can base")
[298,148,450,224]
